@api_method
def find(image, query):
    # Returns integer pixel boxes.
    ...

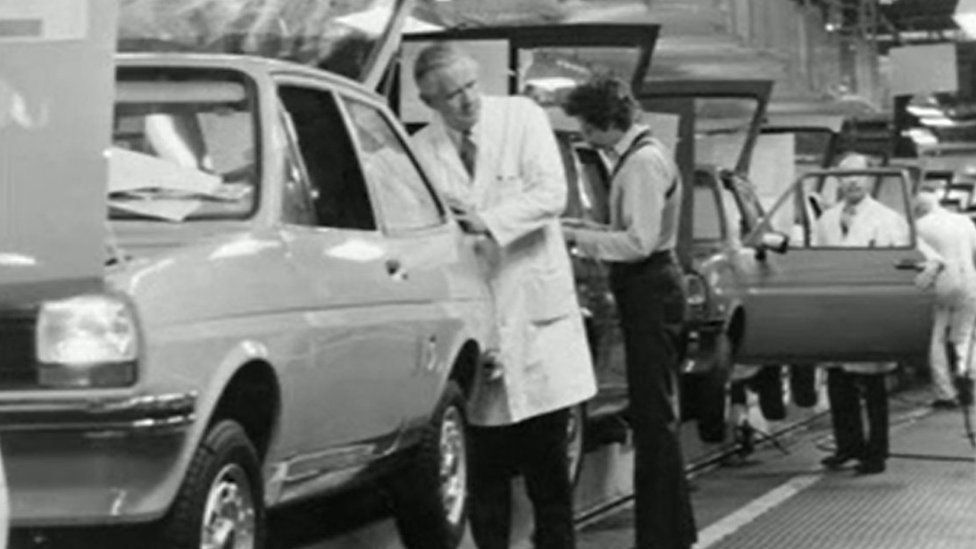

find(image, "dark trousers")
[468,408,575,549]
[826,368,889,464]
[729,364,819,421]
[610,253,697,549]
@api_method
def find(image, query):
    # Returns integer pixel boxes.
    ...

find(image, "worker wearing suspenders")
[562,77,697,549]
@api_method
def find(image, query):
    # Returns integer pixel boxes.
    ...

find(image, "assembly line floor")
[269,383,974,549]
[578,388,976,549]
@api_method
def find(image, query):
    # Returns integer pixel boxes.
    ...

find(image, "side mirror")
[754,230,789,260]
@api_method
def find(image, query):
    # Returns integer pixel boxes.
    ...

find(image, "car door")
[338,91,488,429]
[274,78,419,474]
[734,167,934,363]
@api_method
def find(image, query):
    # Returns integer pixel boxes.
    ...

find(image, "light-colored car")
[0,53,495,549]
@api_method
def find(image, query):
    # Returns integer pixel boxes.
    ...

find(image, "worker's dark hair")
[562,76,637,131]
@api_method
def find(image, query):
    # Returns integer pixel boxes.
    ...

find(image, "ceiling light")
[954,0,976,38]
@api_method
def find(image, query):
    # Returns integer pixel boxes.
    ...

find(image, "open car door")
[637,80,773,267]
[735,167,934,363]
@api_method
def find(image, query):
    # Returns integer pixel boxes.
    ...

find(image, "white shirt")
[917,206,976,304]
[570,124,681,261]
[813,196,909,248]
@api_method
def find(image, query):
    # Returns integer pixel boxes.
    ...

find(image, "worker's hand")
[913,259,943,290]
[562,218,608,231]
[456,211,489,236]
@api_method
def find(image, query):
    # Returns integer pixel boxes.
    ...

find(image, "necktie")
[840,204,855,236]
[459,131,477,178]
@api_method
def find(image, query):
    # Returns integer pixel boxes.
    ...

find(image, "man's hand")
[456,211,489,236]
[913,259,943,290]
[561,218,608,231]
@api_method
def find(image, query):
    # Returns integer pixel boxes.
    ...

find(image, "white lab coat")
[814,196,908,375]
[917,206,976,395]
[813,196,910,248]
[412,95,597,426]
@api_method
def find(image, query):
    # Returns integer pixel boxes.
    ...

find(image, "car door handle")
[895,258,923,271]
[385,258,408,280]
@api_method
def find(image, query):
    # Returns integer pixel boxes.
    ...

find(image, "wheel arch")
[208,360,281,461]
[726,305,746,356]
[446,339,481,402]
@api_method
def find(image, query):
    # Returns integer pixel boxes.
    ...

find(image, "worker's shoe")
[821,452,859,470]
[854,460,885,475]
[931,398,958,410]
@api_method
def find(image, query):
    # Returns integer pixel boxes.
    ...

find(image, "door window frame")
[337,90,449,235]
[273,74,382,232]
[747,167,919,250]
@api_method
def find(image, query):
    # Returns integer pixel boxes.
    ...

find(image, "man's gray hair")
[413,42,474,87]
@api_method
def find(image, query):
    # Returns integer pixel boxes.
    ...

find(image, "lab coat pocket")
[525,269,577,323]
[492,174,523,197]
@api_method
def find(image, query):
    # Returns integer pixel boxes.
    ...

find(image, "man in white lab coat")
[915,182,976,410]
[814,153,910,475]
[410,43,597,549]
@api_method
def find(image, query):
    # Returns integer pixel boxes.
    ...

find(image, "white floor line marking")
[695,472,822,548]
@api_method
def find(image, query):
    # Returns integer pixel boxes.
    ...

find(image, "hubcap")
[201,463,256,549]
[439,406,467,525]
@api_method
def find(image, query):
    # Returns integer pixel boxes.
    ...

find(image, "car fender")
[147,339,279,519]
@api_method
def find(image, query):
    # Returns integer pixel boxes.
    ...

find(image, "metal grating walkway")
[705,404,976,549]
[707,458,976,549]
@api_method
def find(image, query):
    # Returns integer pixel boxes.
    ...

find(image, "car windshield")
[116,0,398,80]
[109,68,259,222]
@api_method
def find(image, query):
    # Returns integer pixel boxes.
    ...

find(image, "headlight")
[35,294,139,388]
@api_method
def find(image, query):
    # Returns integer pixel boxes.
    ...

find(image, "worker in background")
[814,152,909,475]
[914,178,976,411]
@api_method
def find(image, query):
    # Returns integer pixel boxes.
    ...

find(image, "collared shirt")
[813,196,909,248]
[445,124,478,156]
[917,205,976,303]
[570,124,681,262]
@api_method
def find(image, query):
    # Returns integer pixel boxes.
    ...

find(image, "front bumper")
[0,392,196,526]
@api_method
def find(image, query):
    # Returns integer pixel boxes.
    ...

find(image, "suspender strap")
[611,129,679,199]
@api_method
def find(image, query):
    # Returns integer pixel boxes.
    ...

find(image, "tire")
[789,364,818,408]
[390,382,468,549]
[691,332,733,442]
[158,419,265,549]
[566,403,586,488]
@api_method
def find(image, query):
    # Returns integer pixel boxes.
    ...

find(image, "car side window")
[768,172,913,249]
[278,85,376,230]
[341,98,444,232]
[278,109,317,226]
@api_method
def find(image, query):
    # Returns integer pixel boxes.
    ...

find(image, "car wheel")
[566,403,586,487]
[695,333,732,443]
[159,419,265,549]
[390,382,468,549]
